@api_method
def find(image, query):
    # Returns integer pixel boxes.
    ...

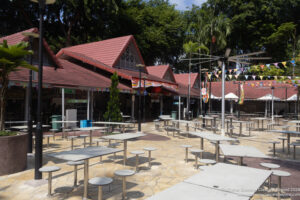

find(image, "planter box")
[0,133,28,176]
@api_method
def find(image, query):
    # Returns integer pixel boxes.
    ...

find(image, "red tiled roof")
[174,73,199,88]
[57,35,145,68]
[8,58,131,90]
[146,65,169,78]
[0,28,63,69]
[210,81,297,100]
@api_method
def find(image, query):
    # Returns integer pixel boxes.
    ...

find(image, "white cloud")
[169,0,207,10]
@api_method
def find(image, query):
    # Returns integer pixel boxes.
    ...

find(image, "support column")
[62,88,65,127]
[178,96,181,120]
[87,90,90,120]
[91,90,94,121]
[131,95,135,120]
[160,96,163,115]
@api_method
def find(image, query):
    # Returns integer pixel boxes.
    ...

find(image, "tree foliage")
[103,72,122,122]
[0,40,36,130]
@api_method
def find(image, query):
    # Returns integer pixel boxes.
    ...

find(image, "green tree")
[103,72,122,122]
[0,40,36,131]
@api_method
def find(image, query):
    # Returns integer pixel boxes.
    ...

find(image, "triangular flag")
[260,65,265,69]
[245,75,249,79]
[229,69,232,73]
[266,64,270,68]
[215,74,219,78]
[208,74,212,79]
[280,76,284,79]
[274,63,278,68]
[274,76,277,80]
[225,75,227,79]
[282,62,287,67]
[267,76,270,79]
[252,75,256,80]
[259,76,263,80]
[235,74,239,79]
[234,69,238,72]
[229,75,232,79]
[287,76,291,79]
[218,71,222,74]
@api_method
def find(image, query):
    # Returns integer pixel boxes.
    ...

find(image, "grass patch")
[0,131,18,137]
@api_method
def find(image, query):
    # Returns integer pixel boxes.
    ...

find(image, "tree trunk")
[0,72,8,131]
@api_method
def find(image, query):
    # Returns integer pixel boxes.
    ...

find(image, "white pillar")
[230,101,233,114]
[62,88,65,127]
[87,90,90,120]
[221,62,226,136]
[179,96,181,120]
[265,101,268,117]
[131,94,135,120]
[160,96,163,115]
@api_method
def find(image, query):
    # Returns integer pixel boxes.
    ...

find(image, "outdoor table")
[172,120,195,133]
[202,116,213,129]
[51,121,78,138]
[232,120,250,136]
[102,132,146,165]
[147,163,271,200]
[251,117,267,131]
[226,116,236,135]
[269,130,300,154]
[74,127,108,146]
[121,115,131,122]
[93,121,133,133]
[159,115,173,126]
[189,131,236,162]
[289,120,300,132]
[9,124,50,131]
[273,115,283,125]
[5,121,30,128]
[48,146,122,200]
[220,144,269,165]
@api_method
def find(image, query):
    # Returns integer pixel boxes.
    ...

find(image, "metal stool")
[260,162,280,189]
[291,142,300,159]
[39,166,61,196]
[68,136,77,150]
[114,170,135,200]
[272,170,291,200]
[198,159,216,167]
[67,160,84,187]
[278,137,287,152]
[88,177,113,200]
[79,135,89,148]
[268,141,280,157]
[181,145,192,163]
[190,149,204,169]
[130,150,145,172]
[143,147,157,168]
[43,135,52,148]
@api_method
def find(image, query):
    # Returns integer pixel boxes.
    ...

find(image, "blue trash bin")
[80,120,87,128]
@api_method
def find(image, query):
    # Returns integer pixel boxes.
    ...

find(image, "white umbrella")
[211,94,221,100]
[257,94,280,101]
[287,94,297,101]
[225,92,239,100]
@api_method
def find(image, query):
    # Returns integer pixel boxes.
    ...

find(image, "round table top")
[268,141,280,144]
[272,170,291,177]
[88,177,113,186]
[67,160,85,166]
[260,162,280,169]
[190,148,204,153]
[68,136,78,139]
[199,159,216,164]
[114,169,135,177]
[291,142,300,146]
[39,166,61,172]
[79,135,89,138]
[130,150,145,155]
[43,135,52,138]
[278,137,287,140]
[181,145,192,148]
[144,147,157,151]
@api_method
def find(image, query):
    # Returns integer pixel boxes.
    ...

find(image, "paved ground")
[0,120,300,200]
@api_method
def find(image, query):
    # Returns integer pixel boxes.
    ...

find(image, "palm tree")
[0,40,36,131]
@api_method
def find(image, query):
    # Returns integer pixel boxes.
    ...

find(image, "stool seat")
[67,160,84,166]
[79,135,89,138]
[268,141,280,144]
[190,149,204,153]
[43,135,52,138]
[89,177,113,186]
[68,136,78,139]
[39,166,61,172]
[63,129,72,132]
[130,150,145,155]
[291,142,300,146]
[199,159,216,165]
[272,170,291,177]
[114,169,135,177]
[278,137,287,140]
[260,162,280,169]
[144,147,157,151]
[181,144,192,148]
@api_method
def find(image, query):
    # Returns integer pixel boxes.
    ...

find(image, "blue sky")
[169,0,207,10]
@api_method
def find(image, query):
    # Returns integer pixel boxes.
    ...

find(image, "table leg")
[98,186,103,200]
[48,172,52,196]
[273,143,276,157]
[230,119,233,136]
[83,159,89,200]
[122,177,126,199]
[277,176,281,200]
[74,165,78,187]
[135,154,139,172]
[262,120,264,130]
[84,137,86,148]
[47,137,50,148]
[200,138,204,150]
[238,157,243,165]
[239,123,242,136]
[185,148,188,163]
[195,154,198,169]
[71,138,74,150]
[257,121,259,130]
[89,130,92,146]
[287,134,290,155]
[216,141,219,162]
[148,151,151,168]
[123,141,127,165]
